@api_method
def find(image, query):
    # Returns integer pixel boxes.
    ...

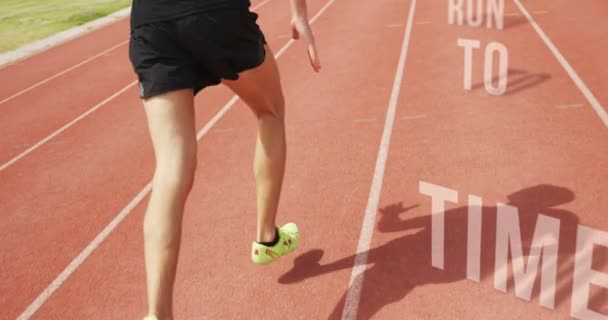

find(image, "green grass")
[0,0,131,53]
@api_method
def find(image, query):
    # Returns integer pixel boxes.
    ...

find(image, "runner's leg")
[222,45,286,243]
[141,89,197,320]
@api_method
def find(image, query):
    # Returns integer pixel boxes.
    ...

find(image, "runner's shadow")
[280,185,584,319]
[471,69,551,95]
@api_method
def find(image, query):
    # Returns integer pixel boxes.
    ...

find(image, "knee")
[154,141,198,194]
[255,94,285,120]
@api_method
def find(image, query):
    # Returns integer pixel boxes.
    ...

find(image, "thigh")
[143,89,197,164]
[221,45,285,118]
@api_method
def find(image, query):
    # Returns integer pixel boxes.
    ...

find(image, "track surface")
[1,0,606,319]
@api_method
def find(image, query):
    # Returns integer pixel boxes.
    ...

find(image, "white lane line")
[0,0,276,172]
[341,0,417,319]
[15,0,338,318]
[0,40,129,106]
[513,0,608,128]
[16,182,152,320]
[0,81,137,172]
[556,103,583,110]
[252,0,273,11]
[402,113,426,120]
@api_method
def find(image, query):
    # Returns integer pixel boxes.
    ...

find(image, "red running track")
[0,0,606,319]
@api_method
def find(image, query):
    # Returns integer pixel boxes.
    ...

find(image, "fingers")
[307,44,321,72]
[299,25,321,72]
[291,19,321,72]
[291,22,300,40]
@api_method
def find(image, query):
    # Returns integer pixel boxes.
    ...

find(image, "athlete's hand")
[291,17,321,72]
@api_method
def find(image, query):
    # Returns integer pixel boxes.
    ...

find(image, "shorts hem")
[229,43,267,82]
[140,85,194,100]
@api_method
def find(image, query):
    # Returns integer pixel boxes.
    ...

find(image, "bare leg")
[142,89,197,320]
[223,46,286,243]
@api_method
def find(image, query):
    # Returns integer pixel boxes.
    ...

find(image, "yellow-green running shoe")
[251,223,300,264]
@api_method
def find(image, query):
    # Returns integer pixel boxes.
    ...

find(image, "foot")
[251,223,300,264]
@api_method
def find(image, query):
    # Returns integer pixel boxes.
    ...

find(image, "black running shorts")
[128,9,267,99]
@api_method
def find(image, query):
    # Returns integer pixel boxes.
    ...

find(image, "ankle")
[146,308,173,320]
[256,226,278,244]
[145,314,171,320]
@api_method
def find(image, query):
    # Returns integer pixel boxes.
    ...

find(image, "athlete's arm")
[289,0,321,72]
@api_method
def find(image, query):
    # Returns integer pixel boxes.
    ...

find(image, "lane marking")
[415,21,431,25]
[0,40,129,106]
[556,103,584,110]
[253,0,273,11]
[533,10,549,15]
[15,0,338,318]
[513,0,608,128]
[0,81,137,172]
[0,0,276,172]
[402,113,426,120]
[341,0,417,319]
[387,23,405,28]
[16,181,153,320]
